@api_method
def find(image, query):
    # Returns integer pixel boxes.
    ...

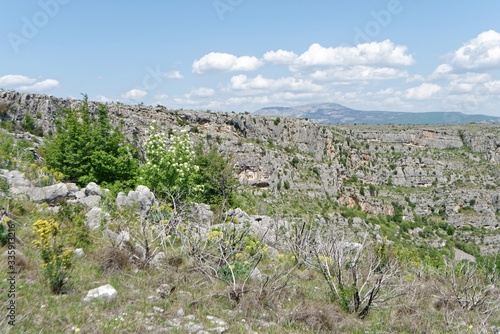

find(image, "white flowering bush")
[140,122,201,200]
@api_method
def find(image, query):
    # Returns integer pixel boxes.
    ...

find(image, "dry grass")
[2,249,30,273]
[290,301,350,332]
[98,246,131,273]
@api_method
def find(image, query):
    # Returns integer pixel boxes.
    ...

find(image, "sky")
[1,1,500,116]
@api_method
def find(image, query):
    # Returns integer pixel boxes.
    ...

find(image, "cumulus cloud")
[450,30,500,70]
[190,87,215,97]
[95,95,113,103]
[18,79,59,91]
[0,75,59,92]
[229,74,322,93]
[309,66,408,81]
[405,83,441,100]
[0,74,36,86]
[122,89,147,100]
[263,49,298,65]
[164,71,184,79]
[485,80,500,93]
[292,40,414,70]
[430,64,453,79]
[192,52,263,74]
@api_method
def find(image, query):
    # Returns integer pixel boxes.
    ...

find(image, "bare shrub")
[433,259,499,312]
[297,226,403,318]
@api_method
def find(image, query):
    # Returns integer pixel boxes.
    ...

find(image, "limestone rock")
[184,203,214,227]
[85,207,108,230]
[84,182,102,196]
[116,185,155,215]
[83,284,117,302]
[30,183,69,204]
[2,170,32,196]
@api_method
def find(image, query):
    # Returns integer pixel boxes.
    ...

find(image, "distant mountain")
[254,103,500,125]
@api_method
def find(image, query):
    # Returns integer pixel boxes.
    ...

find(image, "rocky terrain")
[1,89,500,333]
[1,89,499,241]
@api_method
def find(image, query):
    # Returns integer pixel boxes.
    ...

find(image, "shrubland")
[0,98,498,333]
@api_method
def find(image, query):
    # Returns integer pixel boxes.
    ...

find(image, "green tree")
[194,145,238,212]
[44,95,138,188]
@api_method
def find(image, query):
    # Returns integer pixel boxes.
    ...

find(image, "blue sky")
[1,1,500,116]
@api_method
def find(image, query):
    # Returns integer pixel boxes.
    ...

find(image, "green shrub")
[44,95,138,188]
[0,177,9,194]
[0,103,10,119]
[0,222,8,246]
[193,145,238,212]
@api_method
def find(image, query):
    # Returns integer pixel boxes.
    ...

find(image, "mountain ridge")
[255,102,500,125]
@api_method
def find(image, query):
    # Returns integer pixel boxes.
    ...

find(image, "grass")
[1,197,498,334]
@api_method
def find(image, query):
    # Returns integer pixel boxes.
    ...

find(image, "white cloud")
[190,87,215,97]
[122,89,147,100]
[164,71,184,79]
[0,74,36,86]
[18,79,59,91]
[228,74,322,93]
[0,75,59,92]
[430,64,453,79]
[405,83,441,100]
[95,95,112,103]
[485,80,500,93]
[308,66,408,81]
[292,41,414,71]
[263,49,298,65]
[405,74,425,83]
[192,52,263,74]
[449,30,500,70]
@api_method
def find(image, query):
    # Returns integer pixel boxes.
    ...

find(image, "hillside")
[0,90,499,333]
[255,102,500,125]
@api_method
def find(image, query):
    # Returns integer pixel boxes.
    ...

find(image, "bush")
[44,95,138,188]
[193,145,238,212]
[139,123,201,201]
[0,222,8,246]
[0,103,10,118]
[32,219,73,294]
[100,247,130,273]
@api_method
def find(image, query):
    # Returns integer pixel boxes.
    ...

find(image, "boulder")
[225,208,251,224]
[83,284,117,302]
[30,183,69,204]
[84,182,102,196]
[184,203,214,227]
[116,185,155,215]
[3,170,32,196]
[85,207,108,230]
[75,195,101,208]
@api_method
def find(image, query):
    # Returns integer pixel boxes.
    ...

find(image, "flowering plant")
[140,122,202,200]
[33,219,73,294]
